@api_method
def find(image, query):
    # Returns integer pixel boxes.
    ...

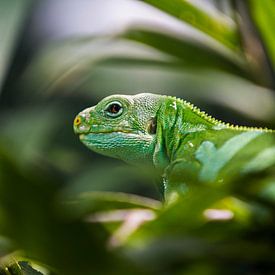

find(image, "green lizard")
[73,93,275,198]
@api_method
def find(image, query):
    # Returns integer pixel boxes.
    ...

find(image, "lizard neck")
[153,96,224,169]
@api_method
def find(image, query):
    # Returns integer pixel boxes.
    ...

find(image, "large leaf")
[142,0,240,51]
[122,26,249,78]
[22,26,250,97]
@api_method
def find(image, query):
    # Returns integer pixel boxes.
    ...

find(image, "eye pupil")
[109,104,120,113]
[105,102,123,117]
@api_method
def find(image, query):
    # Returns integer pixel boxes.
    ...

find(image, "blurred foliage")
[0,0,32,90]
[0,0,275,274]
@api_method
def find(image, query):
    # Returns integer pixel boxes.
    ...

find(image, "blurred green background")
[0,0,275,274]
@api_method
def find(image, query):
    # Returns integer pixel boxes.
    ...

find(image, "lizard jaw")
[78,132,155,164]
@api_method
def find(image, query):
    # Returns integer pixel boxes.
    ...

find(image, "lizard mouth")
[79,130,138,140]
[79,129,139,136]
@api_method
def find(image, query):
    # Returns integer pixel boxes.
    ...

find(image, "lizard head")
[73,93,164,165]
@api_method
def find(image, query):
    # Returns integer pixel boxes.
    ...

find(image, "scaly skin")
[73,93,275,197]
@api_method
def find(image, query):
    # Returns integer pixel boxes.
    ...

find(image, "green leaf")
[0,236,13,257]
[143,0,240,51]
[0,151,119,274]
[62,191,161,220]
[0,106,60,166]
[0,258,47,275]
[22,29,250,96]
[249,0,275,71]
[0,150,149,274]
[17,261,44,275]
[22,36,173,94]
[122,27,248,78]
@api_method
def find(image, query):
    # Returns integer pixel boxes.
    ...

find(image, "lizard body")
[73,93,275,197]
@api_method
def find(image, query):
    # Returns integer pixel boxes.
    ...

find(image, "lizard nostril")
[74,116,82,126]
[73,114,91,134]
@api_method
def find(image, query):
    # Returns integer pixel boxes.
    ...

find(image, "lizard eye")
[105,101,123,118]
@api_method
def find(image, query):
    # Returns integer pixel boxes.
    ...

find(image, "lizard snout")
[73,111,91,134]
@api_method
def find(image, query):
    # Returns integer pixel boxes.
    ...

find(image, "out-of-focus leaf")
[249,0,275,70]
[22,36,172,95]
[232,0,275,89]
[125,235,275,274]
[65,163,160,199]
[0,236,13,258]
[0,0,32,92]
[128,186,226,241]
[143,0,240,51]
[0,260,44,275]
[0,150,138,275]
[121,182,275,274]
[122,27,248,78]
[22,25,250,96]
[62,191,161,220]
[0,106,60,166]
